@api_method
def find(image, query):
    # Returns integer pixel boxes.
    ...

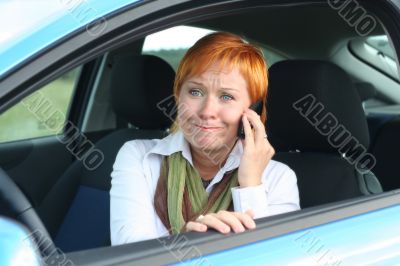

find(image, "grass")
[0,77,75,143]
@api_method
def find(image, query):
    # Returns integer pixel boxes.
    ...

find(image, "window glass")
[0,67,80,143]
[142,26,214,70]
[142,26,286,70]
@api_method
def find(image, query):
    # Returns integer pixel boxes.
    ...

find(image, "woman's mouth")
[194,125,223,132]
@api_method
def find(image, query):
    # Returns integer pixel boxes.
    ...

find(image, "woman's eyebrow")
[220,87,239,92]
[186,81,239,92]
[216,87,240,95]
[187,81,204,86]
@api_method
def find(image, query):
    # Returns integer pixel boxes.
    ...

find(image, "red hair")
[173,32,268,127]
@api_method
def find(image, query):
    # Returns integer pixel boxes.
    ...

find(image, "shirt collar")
[148,129,242,170]
[148,129,193,165]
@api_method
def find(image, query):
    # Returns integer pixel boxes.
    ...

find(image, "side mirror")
[0,216,42,266]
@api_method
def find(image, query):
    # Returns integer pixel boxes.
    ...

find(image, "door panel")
[0,136,73,207]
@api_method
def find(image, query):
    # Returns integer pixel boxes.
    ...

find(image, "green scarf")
[167,152,238,234]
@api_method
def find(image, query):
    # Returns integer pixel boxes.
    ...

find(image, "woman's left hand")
[238,109,275,187]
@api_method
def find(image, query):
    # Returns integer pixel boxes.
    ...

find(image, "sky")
[0,0,64,45]
[143,26,213,50]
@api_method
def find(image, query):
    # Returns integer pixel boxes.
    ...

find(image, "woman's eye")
[189,89,203,97]
[221,94,234,101]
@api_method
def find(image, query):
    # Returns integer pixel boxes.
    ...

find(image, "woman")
[110,32,300,245]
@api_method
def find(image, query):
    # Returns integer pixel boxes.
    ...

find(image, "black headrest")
[267,60,369,153]
[110,55,175,130]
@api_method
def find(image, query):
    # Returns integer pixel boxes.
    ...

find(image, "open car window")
[142,25,287,71]
[0,67,80,143]
[142,26,214,70]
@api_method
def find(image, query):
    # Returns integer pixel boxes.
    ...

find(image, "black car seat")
[37,55,175,252]
[266,60,382,208]
[369,117,400,191]
[353,83,400,191]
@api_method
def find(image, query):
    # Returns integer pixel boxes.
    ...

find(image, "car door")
[2,0,400,265]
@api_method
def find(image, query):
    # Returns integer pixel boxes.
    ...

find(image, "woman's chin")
[193,136,229,152]
[183,128,236,152]
[198,138,218,150]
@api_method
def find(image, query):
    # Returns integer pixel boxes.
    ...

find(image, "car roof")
[193,4,385,59]
[0,0,141,77]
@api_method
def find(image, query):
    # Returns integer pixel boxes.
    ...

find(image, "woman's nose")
[198,96,218,119]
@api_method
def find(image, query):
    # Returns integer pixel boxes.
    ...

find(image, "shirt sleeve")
[231,165,300,219]
[110,141,164,245]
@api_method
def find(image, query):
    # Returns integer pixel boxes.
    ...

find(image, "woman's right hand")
[185,210,256,234]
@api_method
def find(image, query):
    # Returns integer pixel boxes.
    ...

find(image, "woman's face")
[177,63,251,156]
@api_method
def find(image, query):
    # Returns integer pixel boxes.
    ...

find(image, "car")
[1,0,400,265]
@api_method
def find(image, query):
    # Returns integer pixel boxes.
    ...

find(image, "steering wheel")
[0,167,57,257]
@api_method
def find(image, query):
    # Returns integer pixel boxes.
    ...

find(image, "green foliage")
[0,71,77,143]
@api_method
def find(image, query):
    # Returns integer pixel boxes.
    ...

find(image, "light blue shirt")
[110,130,300,245]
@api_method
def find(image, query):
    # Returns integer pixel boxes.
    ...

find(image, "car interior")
[1,0,400,259]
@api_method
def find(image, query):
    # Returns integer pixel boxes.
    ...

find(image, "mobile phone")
[237,100,263,139]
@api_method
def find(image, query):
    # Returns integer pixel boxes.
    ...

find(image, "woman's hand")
[185,210,256,234]
[238,109,275,187]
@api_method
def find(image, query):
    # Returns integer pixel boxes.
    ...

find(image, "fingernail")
[223,227,230,233]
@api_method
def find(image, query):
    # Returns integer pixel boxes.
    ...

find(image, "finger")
[185,221,207,232]
[245,111,275,158]
[215,210,245,233]
[245,110,266,144]
[200,214,231,234]
[232,211,256,229]
[245,108,263,127]
[242,114,254,147]
[245,209,255,218]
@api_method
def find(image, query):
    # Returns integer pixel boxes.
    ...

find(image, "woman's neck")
[190,141,237,181]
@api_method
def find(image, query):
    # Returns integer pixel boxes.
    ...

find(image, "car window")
[0,67,80,143]
[81,26,287,135]
[142,25,286,70]
[142,25,214,70]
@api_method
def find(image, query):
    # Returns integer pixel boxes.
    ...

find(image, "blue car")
[1,0,400,265]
